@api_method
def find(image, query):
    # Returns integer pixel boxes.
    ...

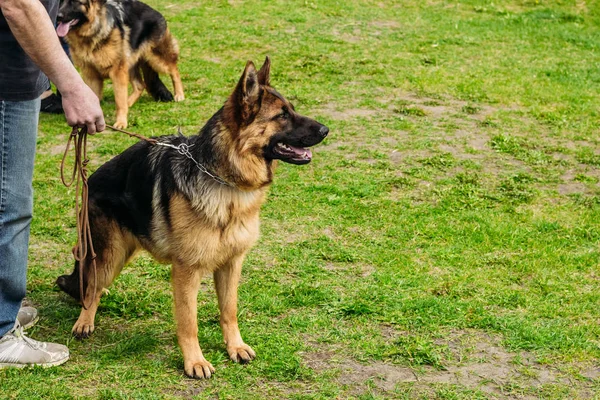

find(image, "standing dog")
[56,0,185,129]
[56,57,329,378]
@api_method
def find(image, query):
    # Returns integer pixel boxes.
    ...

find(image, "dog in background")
[56,0,184,129]
[56,57,329,378]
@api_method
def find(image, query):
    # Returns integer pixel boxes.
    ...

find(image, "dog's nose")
[318,125,329,138]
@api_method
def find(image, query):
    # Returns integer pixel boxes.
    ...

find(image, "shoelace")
[11,324,43,350]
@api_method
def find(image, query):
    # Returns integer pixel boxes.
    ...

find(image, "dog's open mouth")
[56,19,80,37]
[272,142,313,164]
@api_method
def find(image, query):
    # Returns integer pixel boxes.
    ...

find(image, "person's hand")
[60,81,105,134]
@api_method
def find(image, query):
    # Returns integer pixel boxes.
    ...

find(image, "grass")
[2,0,600,398]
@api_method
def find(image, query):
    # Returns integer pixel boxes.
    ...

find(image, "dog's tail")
[141,60,174,102]
[56,262,84,302]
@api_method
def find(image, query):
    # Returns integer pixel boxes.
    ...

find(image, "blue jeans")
[0,98,40,337]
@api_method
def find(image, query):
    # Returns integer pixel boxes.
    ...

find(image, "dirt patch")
[332,28,362,44]
[370,20,401,29]
[360,264,376,277]
[469,136,489,151]
[559,171,594,195]
[390,150,402,165]
[201,56,222,64]
[303,349,338,371]
[47,143,68,156]
[163,384,208,400]
[316,141,343,152]
[28,238,69,270]
[301,328,597,397]
[438,144,467,159]
[558,182,587,195]
[339,360,417,391]
[164,3,197,11]
[321,90,597,204]
[316,103,378,121]
[582,367,600,380]
[322,263,375,278]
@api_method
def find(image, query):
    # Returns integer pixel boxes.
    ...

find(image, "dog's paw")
[174,94,185,102]
[72,321,95,339]
[184,359,215,379]
[227,343,256,364]
[113,119,128,130]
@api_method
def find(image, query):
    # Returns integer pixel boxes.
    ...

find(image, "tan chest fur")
[68,28,137,77]
[150,189,266,270]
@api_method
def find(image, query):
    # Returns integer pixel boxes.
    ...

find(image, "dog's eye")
[277,108,290,120]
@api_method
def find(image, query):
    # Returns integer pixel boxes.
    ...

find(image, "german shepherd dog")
[56,57,329,378]
[56,0,184,129]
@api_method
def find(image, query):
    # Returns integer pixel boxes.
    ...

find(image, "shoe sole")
[0,356,69,369]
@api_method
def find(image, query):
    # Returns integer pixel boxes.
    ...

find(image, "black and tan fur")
[56,58,329,379]
[57,0,184,129]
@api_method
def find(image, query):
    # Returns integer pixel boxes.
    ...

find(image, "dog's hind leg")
[140,59,173,102]
[172,263,215,379]
[214,254,256,364]
[168,64,184,102]
[146,33,184,102]
[128,65,145,107]
[71,226,138,338]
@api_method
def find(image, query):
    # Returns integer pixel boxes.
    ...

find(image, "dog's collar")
[156,141,234,188]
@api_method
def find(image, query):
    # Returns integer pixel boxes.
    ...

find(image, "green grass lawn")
[2,0,600,398]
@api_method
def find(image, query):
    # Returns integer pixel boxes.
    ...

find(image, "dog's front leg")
[214,254,256,364]
[81,66,104,101]
[72,288,103,338]
[172,263,215,379]
[110,67,129,129]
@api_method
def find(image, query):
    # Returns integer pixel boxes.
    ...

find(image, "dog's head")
[56,0,101,37]
[223,57,329,165]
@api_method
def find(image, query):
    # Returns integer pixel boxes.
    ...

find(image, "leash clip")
[175,143,194,156]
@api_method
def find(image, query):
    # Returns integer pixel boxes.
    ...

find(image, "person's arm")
[0,0,105,133]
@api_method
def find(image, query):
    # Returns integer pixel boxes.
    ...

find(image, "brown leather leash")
[60,126,96,310]
[104,124,157,145]
[60,124,156,310]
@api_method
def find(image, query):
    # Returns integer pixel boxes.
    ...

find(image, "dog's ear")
[233,60,260,121]
[257,56,271,86]
[240,60,259,101]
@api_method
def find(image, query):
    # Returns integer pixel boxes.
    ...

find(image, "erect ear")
[233,60,260,121]
[257,56,271,86]
[239,60,259,101]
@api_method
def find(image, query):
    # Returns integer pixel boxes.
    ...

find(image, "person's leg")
[40,85,63,114]
[0,98,69,368]
[0,98,39,337]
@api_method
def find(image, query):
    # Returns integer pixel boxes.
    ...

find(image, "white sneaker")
[17,306,39,330]
[0,323,69,368]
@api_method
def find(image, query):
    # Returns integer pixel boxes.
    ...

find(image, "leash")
[60,126,97,310]
[106,124,233,187]
[60,124,233,308]
[105,124,157,145]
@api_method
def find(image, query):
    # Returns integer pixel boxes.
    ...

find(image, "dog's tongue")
[290,145,312,159]
[56,20,78,37]
[276,142,312,160]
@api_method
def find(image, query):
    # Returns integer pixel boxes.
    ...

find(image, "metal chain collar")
[155,141,233,187]
[105,124,234,188]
